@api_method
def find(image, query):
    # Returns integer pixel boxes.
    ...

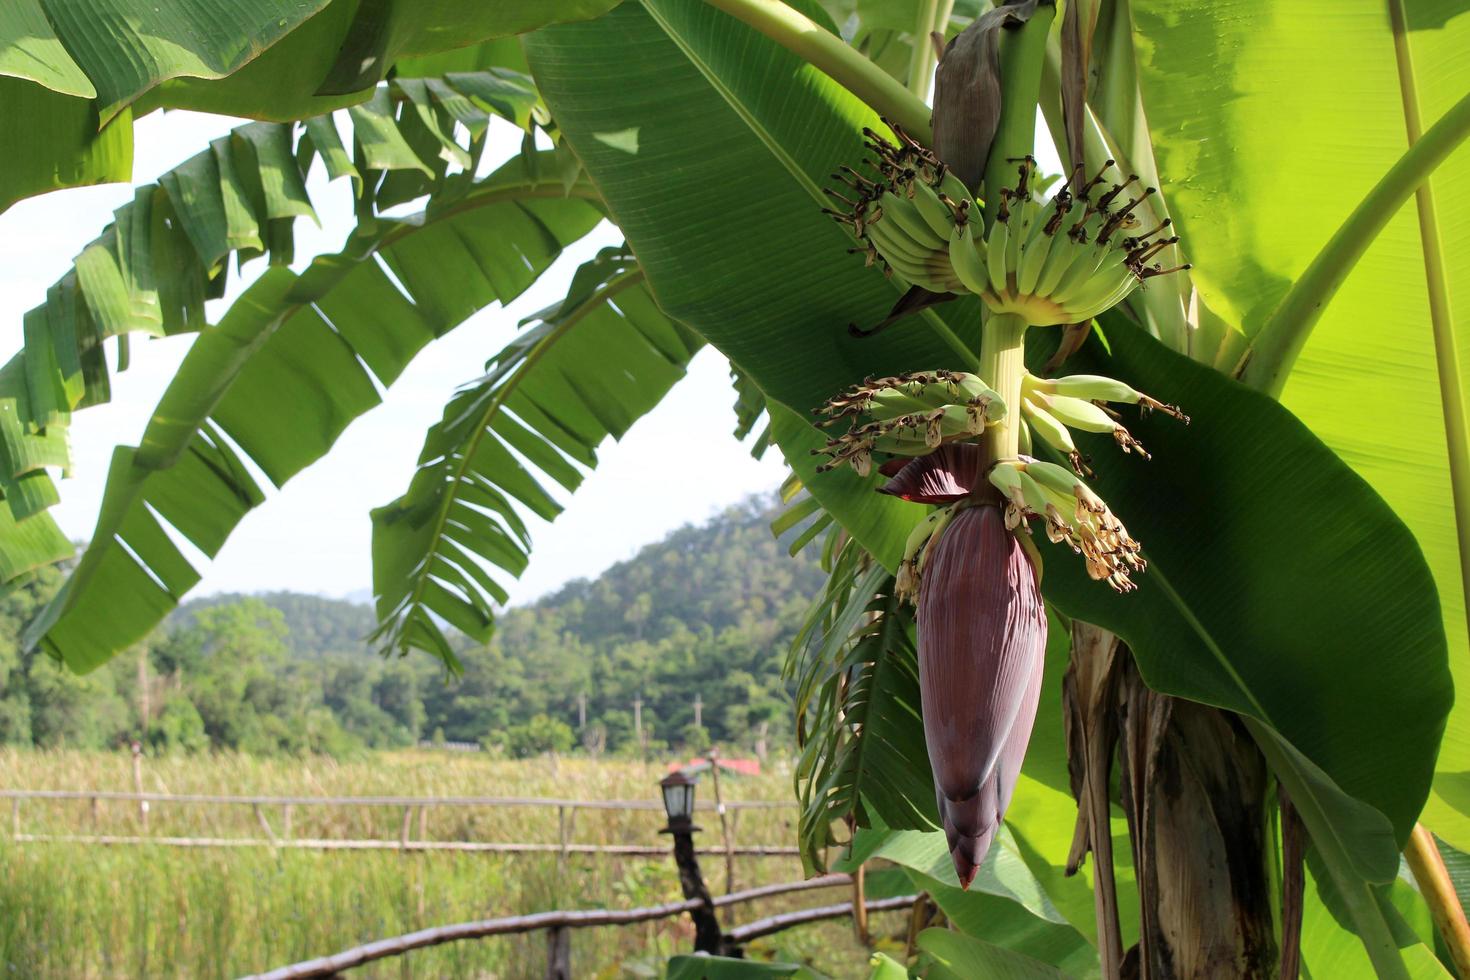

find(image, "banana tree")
[1,0,1467,977]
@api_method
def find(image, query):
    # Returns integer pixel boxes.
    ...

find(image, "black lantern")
[659,769,697,825]
[657,767,722,954]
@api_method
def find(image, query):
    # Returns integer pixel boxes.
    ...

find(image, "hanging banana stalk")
[813,90,1190,884]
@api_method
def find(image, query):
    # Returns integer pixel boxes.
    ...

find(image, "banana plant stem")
[981,2,1055,231]
[1240,88,1470,396]
[701,0,931,138]
[907,0,941,97]
[979,313,1030,462]
[1404,824,1470,977]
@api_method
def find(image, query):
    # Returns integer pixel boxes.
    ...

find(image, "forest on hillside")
[0,494,825,758]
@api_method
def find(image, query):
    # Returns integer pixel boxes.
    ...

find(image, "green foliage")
[1128,0,1470,850]
[501,713,575,758]
[371,247,703,664]
[27,150,605,674]
[0,495,821,758]
[0,0,619,213]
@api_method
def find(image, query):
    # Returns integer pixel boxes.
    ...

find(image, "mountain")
[0,492,829,757]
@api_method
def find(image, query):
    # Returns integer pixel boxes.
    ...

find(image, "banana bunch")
[812,370,1005,476]
[951,158,1188,326]
[826,127,1188,327]
[988,457,1145,592]
[1018,371,1188,474]
[824,126,974,293]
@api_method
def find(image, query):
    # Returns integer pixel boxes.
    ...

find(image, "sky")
[0,111,790,608]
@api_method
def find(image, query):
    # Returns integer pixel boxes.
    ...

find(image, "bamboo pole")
[248,877,879,980]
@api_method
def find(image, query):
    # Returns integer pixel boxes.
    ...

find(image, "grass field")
[0,750,892,978]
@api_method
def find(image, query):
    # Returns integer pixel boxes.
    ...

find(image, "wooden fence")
[1,789,799,861]
[245,873,919,979]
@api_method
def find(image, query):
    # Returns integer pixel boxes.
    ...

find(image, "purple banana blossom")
[916,502,1047,888]
[877,444,987,504]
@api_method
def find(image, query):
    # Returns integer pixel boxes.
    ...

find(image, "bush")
[501,714,574,758]
[146,696,209,754]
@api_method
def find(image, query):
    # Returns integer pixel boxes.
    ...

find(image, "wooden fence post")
[556,806,568,875]
[131,741,148,831]
[706,749,736,896]
[399,806,413,850]
[255,804,278,848]
[283,803,293,841]
[545,925,571,979]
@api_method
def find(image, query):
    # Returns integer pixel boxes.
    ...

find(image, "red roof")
[667,757,761,777]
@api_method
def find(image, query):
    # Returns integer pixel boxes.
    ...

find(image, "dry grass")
[0,750,886,978]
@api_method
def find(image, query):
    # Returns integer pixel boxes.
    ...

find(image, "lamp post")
[658,770,723,954]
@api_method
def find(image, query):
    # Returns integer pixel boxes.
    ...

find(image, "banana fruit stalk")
[918,504,1047,888]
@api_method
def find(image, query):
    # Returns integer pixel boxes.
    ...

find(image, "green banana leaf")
[918,928,1071,980]
[0,75,544,596]
[789,562,939,866]
[0,78,132,215]
[1128,0,1470,849]
[852,825,1099,975]
[526,0,1450,965]
[0,0,617,212]
[27,153,604,672]
[370,248,704,665]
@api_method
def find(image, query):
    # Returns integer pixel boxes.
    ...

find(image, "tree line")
[0,495,825,758]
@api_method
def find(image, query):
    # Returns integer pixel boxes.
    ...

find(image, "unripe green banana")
[1038,374,1139,403]
[1048,243,1110,304]
[935,168,974,206]
[879,192,948,252]
[1038,374,1187,421]
[1015,212,1058,297]
[909,180,959,242]
[866,386,941,419]
[897,504,956,598]
[1032,235,1088,299]
[986,217,1011,296]
[1022,459,1084,497]
[1021,396,1077,455]
[1037,394,1118,433]
[1017,418,1032,455]
[916,505,957,574]
[872,431,948,456]
[1005,198,1035,280]
[948,222,989,295]
[867,217,936,266]
[1056,264,1135,315]
[1069,271,1141,322]
[1015,469,1052,515]
[987,461,1026,507]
